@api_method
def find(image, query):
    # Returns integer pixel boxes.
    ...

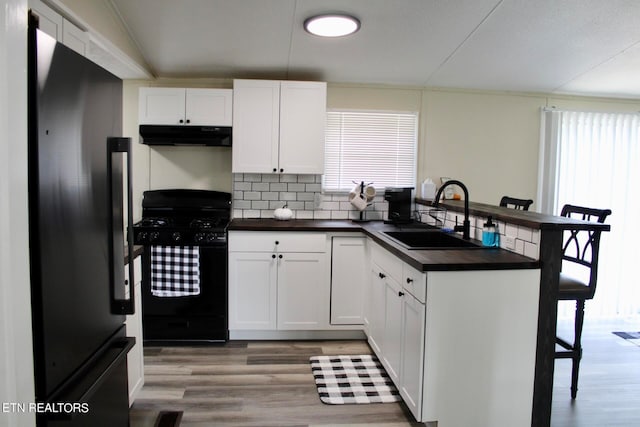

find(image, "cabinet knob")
[280,168,284,173]
[273,168,277,172]
[278,254,283,259]
[378,272,386,279]
[398,291,405,297]
[272,254,276,259]
[275,241,279,245]
[179,119,184,124]
[406,278,413,284]
[186,119,191,124]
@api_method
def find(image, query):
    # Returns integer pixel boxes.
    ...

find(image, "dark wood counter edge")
[124,245,144,265]
[415,198,611,231]
[228,218,363,232]
[229,218,539,272]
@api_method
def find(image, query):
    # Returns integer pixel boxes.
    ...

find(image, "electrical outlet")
[504,235,516,250]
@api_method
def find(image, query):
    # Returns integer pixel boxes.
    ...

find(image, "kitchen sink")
[383,230,484,250]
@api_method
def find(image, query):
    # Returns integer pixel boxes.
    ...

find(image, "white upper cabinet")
[232,79,327,174]
[30,0,89,56]
[138,87,233,126]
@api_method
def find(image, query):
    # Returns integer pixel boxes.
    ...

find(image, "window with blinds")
[323,110,418,192]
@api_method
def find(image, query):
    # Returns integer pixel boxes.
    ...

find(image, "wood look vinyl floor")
[129,319,640,427]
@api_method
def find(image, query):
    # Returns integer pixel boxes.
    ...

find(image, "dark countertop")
[416,198,611,231]
[124,245,144,265]
[229,218,539,272]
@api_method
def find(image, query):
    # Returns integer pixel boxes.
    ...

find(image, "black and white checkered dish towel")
[151,246,200,297]
[309,355,401,404]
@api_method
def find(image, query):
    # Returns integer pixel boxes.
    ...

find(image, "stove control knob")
[136,231,148,243]
[172,232,182,242]
[194,233,205,243]
[206,233,216,243]
[149,231,160,242]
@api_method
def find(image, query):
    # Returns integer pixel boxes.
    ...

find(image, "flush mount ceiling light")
[304,14,360,37]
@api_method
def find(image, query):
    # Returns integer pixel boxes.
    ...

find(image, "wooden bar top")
[415,198,611,231]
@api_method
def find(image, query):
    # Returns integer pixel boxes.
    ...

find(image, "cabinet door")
[277,252,328,330]
[368,265,386,354]
[232,80,280,173]
[382,276,403,384]
[228,252,277,330]
[400,292,425,420]
[30,0,62,41]
[138,87,186,125]
[279,81,327,174]
[185,88,233,126]
[61,18,88,56]
[331,236,366,325]
[125,257,144,405]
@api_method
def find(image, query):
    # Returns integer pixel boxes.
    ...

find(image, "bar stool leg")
[571,299,586,399]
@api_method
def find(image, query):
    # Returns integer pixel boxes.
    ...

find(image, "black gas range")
[132,189,231,343]
[133,189,231,246]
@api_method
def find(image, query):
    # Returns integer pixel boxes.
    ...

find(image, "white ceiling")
[110,0,640,99]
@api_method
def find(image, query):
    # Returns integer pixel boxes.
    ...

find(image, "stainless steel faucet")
[432,180,471,240]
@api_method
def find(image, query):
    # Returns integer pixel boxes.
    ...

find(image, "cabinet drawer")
[403,263,426,303]
[229,231,326,253]
[370,241,403,283]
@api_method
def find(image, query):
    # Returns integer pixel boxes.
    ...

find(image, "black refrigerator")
[27,16,135,427]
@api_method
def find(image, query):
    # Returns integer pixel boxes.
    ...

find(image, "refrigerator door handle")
[108,137,135,315]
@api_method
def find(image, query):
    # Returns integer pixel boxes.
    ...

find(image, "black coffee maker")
[384,187,414,224]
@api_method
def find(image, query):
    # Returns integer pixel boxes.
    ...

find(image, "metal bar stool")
[555,204,611,399]
[499,196,534,210]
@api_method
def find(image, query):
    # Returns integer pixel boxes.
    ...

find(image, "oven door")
[141,245,228,342]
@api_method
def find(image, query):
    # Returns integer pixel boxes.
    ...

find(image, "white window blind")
[540,109,640,319]
[323,110,418,192]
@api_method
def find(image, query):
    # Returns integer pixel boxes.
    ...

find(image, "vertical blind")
[323,110,418,191]
[540,109,640,319]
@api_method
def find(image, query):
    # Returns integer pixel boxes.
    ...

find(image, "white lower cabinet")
[369,242,426,420]
[367,239,541,426]
[330,236,367,325]
[228,252,278,330]
[277,252,327,329]
[367,265,386,354]
[399,290,425,417]
[124,256,144,405]
[382,276,403,384]
[228,231,328,331]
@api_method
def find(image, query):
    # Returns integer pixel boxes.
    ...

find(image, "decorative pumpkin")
[273,204,293,220]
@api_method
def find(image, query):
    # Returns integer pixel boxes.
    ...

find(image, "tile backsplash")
[232,173,539,260]
[232,173,389,220]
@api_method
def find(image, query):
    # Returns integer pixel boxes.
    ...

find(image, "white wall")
[1,0,36,426]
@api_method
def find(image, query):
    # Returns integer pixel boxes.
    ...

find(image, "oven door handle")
[107,137,135,315]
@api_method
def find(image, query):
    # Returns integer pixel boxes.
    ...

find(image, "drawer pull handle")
[398,291,405,297]
[378,272,386,279]
[406,278,413,284]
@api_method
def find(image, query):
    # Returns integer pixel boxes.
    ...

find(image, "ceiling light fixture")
[304,14,360,37]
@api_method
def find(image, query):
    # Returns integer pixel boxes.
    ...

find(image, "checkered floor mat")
[309,355,401,404]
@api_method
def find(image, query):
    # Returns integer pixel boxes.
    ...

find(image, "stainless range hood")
[139,125,232,146]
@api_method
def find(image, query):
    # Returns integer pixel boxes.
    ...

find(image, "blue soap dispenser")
[482,216,499,247]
